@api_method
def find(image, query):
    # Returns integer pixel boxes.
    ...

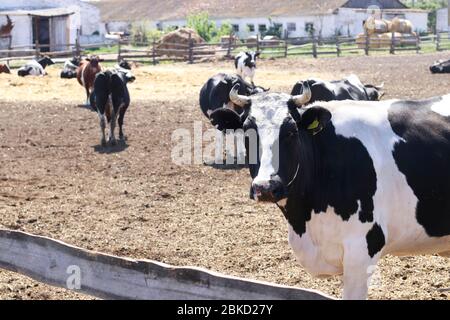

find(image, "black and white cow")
[91,65,135,146]
[200,73,268,118]
[17,56,54,77]
[235,51,260,86]
[291,75,384,105]
[210,83,450,299]
[60,57,81,79]
[430,59,450,74]
[200,73,268,163]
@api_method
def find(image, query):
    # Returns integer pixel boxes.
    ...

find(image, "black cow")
[199,73,268,119]
[210,83,450,299]
[60,57,81,79]
[291,75,384,105]
[430,59,450,74]
[91,66,135,146]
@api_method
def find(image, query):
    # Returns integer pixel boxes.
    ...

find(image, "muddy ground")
[0,52,449,300]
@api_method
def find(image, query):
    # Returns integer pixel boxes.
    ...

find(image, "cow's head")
[70,56,81,67]
[364,83,384,101]
[86,55,104,67]
[0,63,11,74]
[118,59,132,70]
[210,83,332,203]
[244,51,260,69]
[38,56,55,68]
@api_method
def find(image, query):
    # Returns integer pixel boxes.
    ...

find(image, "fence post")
[256,34,260,53]
[284,39,288,58]
[75,35,81,58]
[226,31,233,58]
[390,32,395,54]
[152,38,156,65]
[364,31,369,56]
[437,33,441,51]
[7,36,12,58]
[416,33,420,54]
[188,32,194,64]
[35,40,40,58]
[312,36,317,58]
[336,36,341,57]
[117,40,121,62]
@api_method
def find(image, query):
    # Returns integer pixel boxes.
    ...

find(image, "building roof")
[91,0,425,22]
[92,0,349,22]
[0,7,75,17]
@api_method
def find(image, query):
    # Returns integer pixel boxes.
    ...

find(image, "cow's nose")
[252,180,285,202]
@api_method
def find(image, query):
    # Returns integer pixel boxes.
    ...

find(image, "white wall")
[437,8,448,32]
[0,14,32,48]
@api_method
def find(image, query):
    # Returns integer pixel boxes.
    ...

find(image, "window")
[258,24,267,32]
[247,24,255,32]
[305,22,314,34]
[232,24,239,32]
[287,22,296,32]
[274,23,283,31]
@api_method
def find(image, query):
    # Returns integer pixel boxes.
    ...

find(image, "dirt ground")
[0,52,449,300]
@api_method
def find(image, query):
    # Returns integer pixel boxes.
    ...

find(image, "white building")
[0,0,103,51]
[437,4,450,32]
[93,0,428,39]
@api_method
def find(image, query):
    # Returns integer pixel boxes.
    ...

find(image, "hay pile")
[358,17,416,49]
[156,28,206,57]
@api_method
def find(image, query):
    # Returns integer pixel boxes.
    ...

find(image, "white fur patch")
[431,94,450,116]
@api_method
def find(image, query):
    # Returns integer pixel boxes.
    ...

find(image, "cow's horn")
[291,82,312,107]
[375,82,384,90]
[230,84,251,107]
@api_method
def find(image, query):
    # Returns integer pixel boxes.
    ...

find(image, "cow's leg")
[85,86,90,105]
[342,239,381,300]
[109,106,119,145]
[118,105,127,141]
[98,113,107,146]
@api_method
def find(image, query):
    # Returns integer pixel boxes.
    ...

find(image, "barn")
[93,0,429,39]
[0,0,103,51]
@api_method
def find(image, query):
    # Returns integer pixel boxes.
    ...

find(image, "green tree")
[186,12,232,42]
[401,0,447,32]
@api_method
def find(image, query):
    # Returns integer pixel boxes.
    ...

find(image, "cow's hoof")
[119,134,127,141]
[109,138,117,146]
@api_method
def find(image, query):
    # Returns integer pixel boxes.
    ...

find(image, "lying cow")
[291,75,384,105]
[200,73,268,118]
[60,57,81,79]
[17,56,54,77]
[91,65,135,146]
[210,83,450,299]
[200,73,268,163]
[235,51,260,86]
[0,63,10,74]
[77,55,103,105]
[430,59,450,74]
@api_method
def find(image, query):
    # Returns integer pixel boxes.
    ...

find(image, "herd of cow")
[0,51,449,300]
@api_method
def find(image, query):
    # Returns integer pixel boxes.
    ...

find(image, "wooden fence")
[2,32,450,66]
[0,228,332,300]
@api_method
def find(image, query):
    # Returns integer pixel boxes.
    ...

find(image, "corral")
[0,53,449,299]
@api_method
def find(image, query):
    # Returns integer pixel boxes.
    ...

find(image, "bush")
[187,12,232,42]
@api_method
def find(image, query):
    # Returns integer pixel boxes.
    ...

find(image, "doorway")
[32,17,50,52]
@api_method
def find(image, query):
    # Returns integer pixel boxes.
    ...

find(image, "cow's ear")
[255,51,261,57]
[209,108,243,131]
[85,58,91,61]
[300,106,331,135]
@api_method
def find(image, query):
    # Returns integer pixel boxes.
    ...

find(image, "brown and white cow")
[77,55,103,105]
[0,63,11,74]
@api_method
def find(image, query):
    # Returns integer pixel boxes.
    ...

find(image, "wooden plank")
[0,229,331,300]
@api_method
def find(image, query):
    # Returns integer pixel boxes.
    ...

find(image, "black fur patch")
[388,97,450,237]
[282,122,377,236]
[366,223,385,258]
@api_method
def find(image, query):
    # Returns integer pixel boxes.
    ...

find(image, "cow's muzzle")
[251,179,286,203]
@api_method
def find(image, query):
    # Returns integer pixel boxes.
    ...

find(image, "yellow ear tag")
[307,118,320,130]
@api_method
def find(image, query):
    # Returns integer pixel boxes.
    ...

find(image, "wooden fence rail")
[1,32,450,66]
[0,229,332,300]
